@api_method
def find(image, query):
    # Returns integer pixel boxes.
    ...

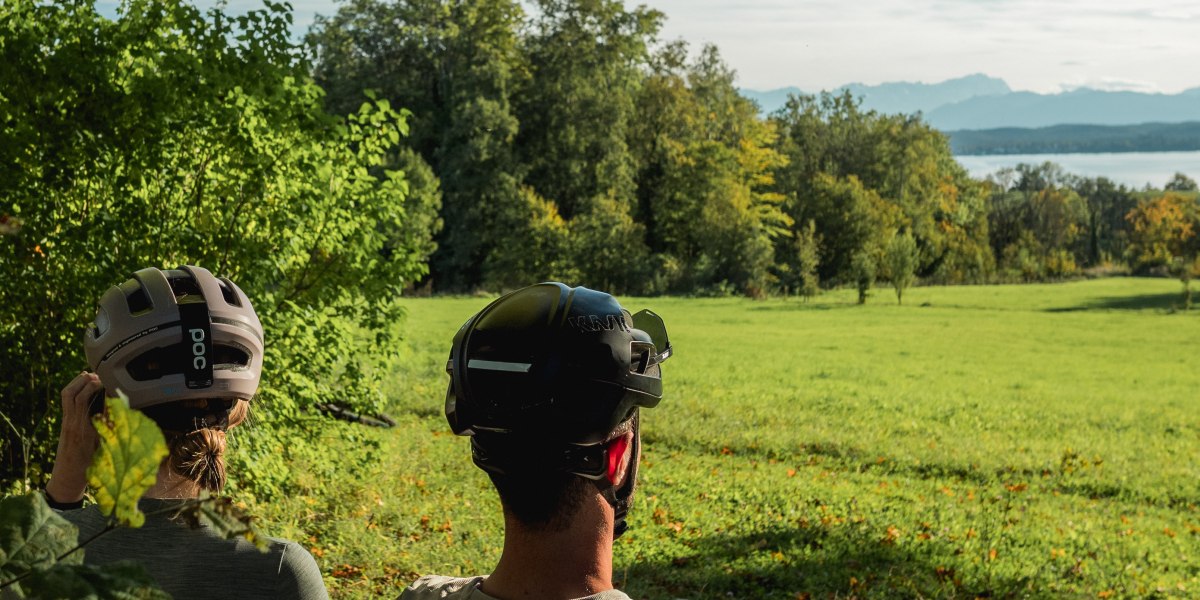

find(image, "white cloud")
[102,0,1200,94]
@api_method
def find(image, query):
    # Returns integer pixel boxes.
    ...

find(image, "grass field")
[246,278,1199,599]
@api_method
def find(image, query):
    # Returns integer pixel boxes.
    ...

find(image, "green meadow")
[247,278,1198,599]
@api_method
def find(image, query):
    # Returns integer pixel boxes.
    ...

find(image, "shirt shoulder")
[399,575,487,599]
[588,589,633,600]
[270,539,329,600]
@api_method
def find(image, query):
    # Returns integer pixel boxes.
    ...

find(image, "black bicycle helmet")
[445,282,671,537]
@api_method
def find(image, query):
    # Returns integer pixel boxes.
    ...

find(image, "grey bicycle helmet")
[445,282,671,537]
[83,266,264,409]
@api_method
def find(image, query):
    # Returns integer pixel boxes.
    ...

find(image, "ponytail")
[157,399,249,492]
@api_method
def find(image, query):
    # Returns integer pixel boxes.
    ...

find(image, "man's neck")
[481,498,616,600]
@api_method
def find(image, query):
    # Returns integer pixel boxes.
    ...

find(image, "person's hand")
[45,371,103,505]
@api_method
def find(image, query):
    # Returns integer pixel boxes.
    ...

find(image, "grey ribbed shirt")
[399,575,633,600]
[60,499,327,600]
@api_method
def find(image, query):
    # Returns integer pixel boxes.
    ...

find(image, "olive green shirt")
[60,499,328,600]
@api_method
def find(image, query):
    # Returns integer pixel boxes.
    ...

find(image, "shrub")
[0,0,439,495]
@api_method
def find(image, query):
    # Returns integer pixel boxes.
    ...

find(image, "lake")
[954,150,1200,189]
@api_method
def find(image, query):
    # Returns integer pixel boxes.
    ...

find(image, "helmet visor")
[630,309,672,368]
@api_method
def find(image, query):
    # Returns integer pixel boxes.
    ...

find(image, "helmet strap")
[178,300,214,390]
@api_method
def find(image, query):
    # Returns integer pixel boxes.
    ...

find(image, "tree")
[770,91,989,286]
[309,0,526,290]
[794,220,821,301]
[1124,192,1198,273]
[1164,172,1198,192]
[630,42,789,295]
[516,0,661,220]
[884,231,920,304]
[1073,176,1138,266]
[1169,256,1199,310]
[851,251,876,305]
[484,185,574,290]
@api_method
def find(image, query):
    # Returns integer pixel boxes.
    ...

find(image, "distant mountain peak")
[740,74,1010,116]
[740,75,1200,130]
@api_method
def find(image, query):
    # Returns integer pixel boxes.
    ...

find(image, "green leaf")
[26,561,170,600]
[0,493,81,588]
[175,494,269,552]
[87,396,168,528]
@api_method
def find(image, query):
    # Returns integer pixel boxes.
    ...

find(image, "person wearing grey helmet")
[44,266,328,600]
[400,282,673,600]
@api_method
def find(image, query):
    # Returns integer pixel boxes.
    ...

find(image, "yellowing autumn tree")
[1125,192,1199,273]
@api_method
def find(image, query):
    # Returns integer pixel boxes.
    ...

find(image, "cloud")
[1059,77,1163,94]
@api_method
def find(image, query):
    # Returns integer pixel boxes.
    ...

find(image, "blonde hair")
[161,399,249,492]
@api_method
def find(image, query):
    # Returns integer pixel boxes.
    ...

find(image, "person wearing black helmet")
[44,266,328,600]
[400,282,672,600]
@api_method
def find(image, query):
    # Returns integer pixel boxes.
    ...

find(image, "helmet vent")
[217,278,241,306]
[125,344,251,381]
[125,288,152,315]
[168,274,203,301]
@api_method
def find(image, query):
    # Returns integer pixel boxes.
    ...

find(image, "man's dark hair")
[487,415,637,532]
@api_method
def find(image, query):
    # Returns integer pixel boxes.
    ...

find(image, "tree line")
[948,122,1200,155]
[307,0,1200,298]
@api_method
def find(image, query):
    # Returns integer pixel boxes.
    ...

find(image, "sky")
[105,0,1200,94]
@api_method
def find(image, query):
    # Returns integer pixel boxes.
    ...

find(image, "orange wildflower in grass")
[882,525,902,544]
[331,564,363,579]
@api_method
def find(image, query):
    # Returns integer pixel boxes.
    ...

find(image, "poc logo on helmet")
[189,328,207,369]
[568,314,631,333]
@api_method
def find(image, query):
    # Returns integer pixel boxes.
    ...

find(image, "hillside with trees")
[948,122,1200,155]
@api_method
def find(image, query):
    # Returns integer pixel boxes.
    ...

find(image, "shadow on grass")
[646,435,1193,511]
[618,526,1034,600]
[746,303,859,312]
[1044,292,1189,312]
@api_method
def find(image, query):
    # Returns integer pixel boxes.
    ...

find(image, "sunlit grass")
[250,278,1199,599]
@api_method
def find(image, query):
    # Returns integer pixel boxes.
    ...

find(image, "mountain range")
[740,74,1200,131]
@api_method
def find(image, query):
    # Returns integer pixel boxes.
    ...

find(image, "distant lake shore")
[954,151,1200,189]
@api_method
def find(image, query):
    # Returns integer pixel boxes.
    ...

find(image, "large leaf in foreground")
[0,493,81,589]
[87,396,167,528]
[27,561,170,600]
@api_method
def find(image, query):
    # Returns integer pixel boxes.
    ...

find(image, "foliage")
[788,220,821,301]
[883,231,919,304]
[87,397,167,529]
[0,492,169,598]
[770,91,991,287]
[632,43,790,296]
[0,0,438,494]
[850,251,876,305]
[1124,192,1199,273]
[986,163,1099,280]
[1164,172,1198,192]
[0,493,83,590]
[484,185,575,291]
[310,2,794,296]
[309,0,525,290]
[1169,256,1199,310]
